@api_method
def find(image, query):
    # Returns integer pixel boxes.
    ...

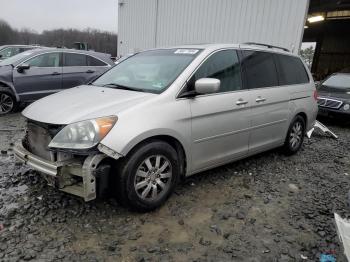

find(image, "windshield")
[93,48,201,93]
[0,51,34,66]
[322,74,350,89]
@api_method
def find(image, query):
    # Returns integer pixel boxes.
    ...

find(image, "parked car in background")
[14,43,317,211]
[317,73,350,119]
[0,45,39,61]
[0,48,114,114]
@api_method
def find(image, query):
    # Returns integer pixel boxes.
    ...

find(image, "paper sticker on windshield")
[174,49,199,55]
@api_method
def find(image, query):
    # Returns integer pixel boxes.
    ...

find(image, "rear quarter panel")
[288,68,318,132]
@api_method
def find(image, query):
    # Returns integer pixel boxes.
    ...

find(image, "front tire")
[114,140,180,212]
[282,115,305,155]
[0,91,17,115]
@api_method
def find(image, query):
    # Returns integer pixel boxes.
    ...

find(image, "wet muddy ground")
[0,113,349,262]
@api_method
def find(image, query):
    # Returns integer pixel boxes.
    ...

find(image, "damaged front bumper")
[14,142,119,201]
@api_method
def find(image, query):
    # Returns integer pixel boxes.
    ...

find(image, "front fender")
[118,128,189,156]
[101,127,190,158]
[99,96,192,173]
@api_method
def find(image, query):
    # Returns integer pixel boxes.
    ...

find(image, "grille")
[317,97,343,109]
[24,121,63,161]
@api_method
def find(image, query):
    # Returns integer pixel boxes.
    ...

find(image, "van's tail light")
[313,90,318,101]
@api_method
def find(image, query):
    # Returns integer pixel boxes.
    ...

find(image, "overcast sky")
[0,0,118,33]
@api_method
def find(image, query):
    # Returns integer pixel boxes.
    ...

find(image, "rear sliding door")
[241,50,289,154]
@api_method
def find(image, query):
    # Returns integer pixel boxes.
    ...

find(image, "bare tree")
[0,20,118,56]
[300,46,315,68]
[0,20,16,45]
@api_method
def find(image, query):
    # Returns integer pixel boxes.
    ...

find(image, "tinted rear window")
[87,56,107,66]
[275,54,309,85]
[241,51,278,89]
[64,53,87,66]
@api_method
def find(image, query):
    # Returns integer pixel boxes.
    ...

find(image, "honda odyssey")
[14,43,318,211]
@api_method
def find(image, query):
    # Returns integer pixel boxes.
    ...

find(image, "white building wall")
[118,0,309,56]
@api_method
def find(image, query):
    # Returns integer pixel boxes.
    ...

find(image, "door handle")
[51,72,61,75]
[86,70,95,73]
[236,99,248,106]
[255,97,266,103]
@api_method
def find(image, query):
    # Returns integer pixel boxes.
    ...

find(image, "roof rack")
[243,42,290,52]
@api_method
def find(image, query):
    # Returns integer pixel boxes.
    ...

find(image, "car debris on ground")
[334,213,350,260]
[307,120,338,139]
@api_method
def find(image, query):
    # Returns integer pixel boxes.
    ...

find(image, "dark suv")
[317,73,350,119]
[0,48,114,114]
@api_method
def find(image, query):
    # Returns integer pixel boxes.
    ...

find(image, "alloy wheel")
[289,121,303,149]
[0,93,14,114]
[134,155,172,201]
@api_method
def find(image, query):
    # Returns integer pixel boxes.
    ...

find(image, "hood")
[22,85,156,125]
[318,86,350,101]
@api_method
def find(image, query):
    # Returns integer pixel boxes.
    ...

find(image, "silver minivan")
[14,43,318,211]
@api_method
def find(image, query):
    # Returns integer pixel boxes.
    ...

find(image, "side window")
[87,56,107,66]
[0,47,19,58]
[275,54,309,85]
[189,50,242,93]
[26,53,61,67]
[64,53,87,66]
[0,47,11,58]
[19,47,32,53]
[11,47,21,56]
[241,51,278,89]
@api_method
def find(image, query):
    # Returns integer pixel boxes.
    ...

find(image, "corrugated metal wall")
[118,0,309,56]
[118,0,157,55]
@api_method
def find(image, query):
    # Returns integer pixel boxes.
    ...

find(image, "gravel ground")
[0,113,349,262]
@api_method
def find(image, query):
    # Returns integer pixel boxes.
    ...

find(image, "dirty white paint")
[334,213,350,260]
[117,0,310,56]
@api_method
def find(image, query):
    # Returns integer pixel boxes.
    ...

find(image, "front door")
[188,49,251,172]
[13,52,62,101]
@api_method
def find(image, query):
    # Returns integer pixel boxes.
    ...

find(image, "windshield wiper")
[101,83,145,92]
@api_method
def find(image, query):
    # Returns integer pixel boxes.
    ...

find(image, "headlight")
[343,104,350,111]
[49,116,117,149]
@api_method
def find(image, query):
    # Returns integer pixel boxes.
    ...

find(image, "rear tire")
[282,115,305,155]
[114,140,180,212]
[0,91,17,115]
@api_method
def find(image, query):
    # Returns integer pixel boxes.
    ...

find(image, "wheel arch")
[0,81,19,102]
[121,134,188,179]
[295,111,307,126]
[284,111,308,140]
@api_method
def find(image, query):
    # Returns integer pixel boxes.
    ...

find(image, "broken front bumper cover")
[14,142,59,176]
[14,142,110,201]
[306,120,338,139]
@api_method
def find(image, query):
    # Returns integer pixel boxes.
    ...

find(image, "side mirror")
[17,64,30,73]
[195,78,220,94]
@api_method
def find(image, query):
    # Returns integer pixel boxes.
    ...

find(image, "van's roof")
[158,43,295,56]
